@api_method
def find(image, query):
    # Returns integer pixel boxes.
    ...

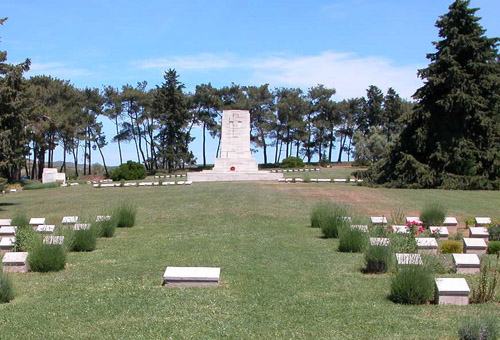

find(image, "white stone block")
[416,238,438,254]
[36,225,55,234]
[96,216,111,222]
[469,227,489,240]
[177,181,185,185]
[278,178,286,182]
[310,179,318,182]
[475,217,491,226]
[317,178,331,183]
[392,225,409,234]
[463,238,487,254]
[333,178,347,182]
[43,236,64,245]
[396,253,423,265]
[370,237,390,246]
[371,217,387,225]
[435,278,470,305]
[70,183,79,186]
[350,225,369,232]
[163,266,220,287]
[443,217,458,226]
[429,226,449,239]
[29,217,46,226]
[73,223,91,231]
[0,219,11,226]
[139,182,153,186]
[453,254,481,274]
[0,226,17,236]
[2,251,28,273]
[185,180,193,185]
[285,178,293,182]
[0,237,15,252]
[9,188,17,192]
[406,217,423,225]
[62,216,78,224]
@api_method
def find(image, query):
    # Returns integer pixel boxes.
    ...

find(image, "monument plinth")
[188,110,283,182]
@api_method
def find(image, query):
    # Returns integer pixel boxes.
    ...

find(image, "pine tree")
[368,0,500,189]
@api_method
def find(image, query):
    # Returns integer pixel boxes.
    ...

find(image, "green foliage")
[488,242,500,255]
[28,240,67,272]
[364,245,393,273]
[303,173,311,183]
[390,208,405,225]
[11,211,29,227]
[69,228,98,252]
[389,233,418,253]
[489,226,500,241]
[458,316,499,340]
[14,225,37,252]
[449,232,464,241]
[465,218,476,228]
[310,203,350,238]
[389,265,434,304]
[338,226,368,253]
[440,240,463,254]
[422,254,453,274]
[110,161,146,181]
[471,255,499,303]
[280,157,304,169]
[114,202,137,228]
[419,203,446,226]
[95,218,117,238]
[0,177,7,192]
[0,273,14,303]
[22,180,61,190]
[310,203,332,228]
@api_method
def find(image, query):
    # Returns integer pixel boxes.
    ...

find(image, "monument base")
[188,170,283,182]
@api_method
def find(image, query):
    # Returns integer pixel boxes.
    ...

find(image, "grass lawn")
[0,180,499,339]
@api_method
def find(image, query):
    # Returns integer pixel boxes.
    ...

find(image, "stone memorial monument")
[188,110,283,182]
[42,168,66,184]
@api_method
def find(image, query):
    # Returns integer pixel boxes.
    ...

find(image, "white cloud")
[28,61,93,79]
[134,50,423,100]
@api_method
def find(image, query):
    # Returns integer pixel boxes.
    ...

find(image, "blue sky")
[1,0,499,166]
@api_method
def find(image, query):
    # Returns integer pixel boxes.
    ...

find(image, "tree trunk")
[37,147,45,180]
[96,141,109,177]
[115,117,123,165]
[347,137,352,162]
[216,135,221,159]
[337,134,346,163]
[202,122,206,166]
[60,147,66,173]
[72,148,79,178]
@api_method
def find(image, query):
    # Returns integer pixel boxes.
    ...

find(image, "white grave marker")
[416,238,438,254]
[370,217,388,225]
[435,278,470,305]
[43,236,65,245]
[73,223,91,231]
[429,226,449,240]
[62,216,78,224]
[96,216,111,222]
[392,225,410,234]
[463,238,487,254]
[370,238,390,246]
[350,225,369,232]
[396,253,423,265]
[443,217,458,226]
[36,225,55,234]
[475,217,491,226]
[0,219,11,226]
[452,254,480,274]
[405,217,423,225]
[29,217,46,226]
[163,266,220,287]
[0,226,16,236]
[2,252,29,273]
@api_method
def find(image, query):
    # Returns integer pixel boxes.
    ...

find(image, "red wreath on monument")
[230,166,235,171]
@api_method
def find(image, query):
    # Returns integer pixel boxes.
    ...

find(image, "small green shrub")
[471,255,499,304]
[419,203,446,226]
[422,254,454,274]
[11,211,29,228]
[110,160,146,181]
[280,157,304,169]
[465,218,476,228]
[70,228,98,252]
[114,202,137,228]
[28,240,67,272]
[389,265,434,304]
[95,218,117,238]
[0,273,14,303]
[440,240,463,254]
[303,173,311,183]
[338,226,368,253]
[311,203,350,238]
[449,232,464,241]
[489,226,500,241]
[390,208,405,225]
[14,225,37,252]
[22,180,61,190]
[458,316,499,340]
[364,245,393,273]
[311,203,333,229]
[488,241,500,255]
[389,233,418,253]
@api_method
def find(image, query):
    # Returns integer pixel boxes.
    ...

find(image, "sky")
[1,0,499,166]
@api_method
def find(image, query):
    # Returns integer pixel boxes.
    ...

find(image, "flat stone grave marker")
[0,226,17,236]
[416,238,438,254]
[73,223,91,231]
[350,225,369,232]
[2,252,29,273]
[435,278,470,305]
[43,236,64,245]
[396,253,423,265]
[317,178,331,183]
[0,236,15,253]
[443,217,458,226]
[10,188,17,192]
[36,225,55,234]
[62,216,78,224]
[370,237,390,246]
[371,217,388,225]
[406,217,423,225]
[452,254,481,274]
[475,217,491,226]
[163,266,221,287]
[429,226,449,240]
[392,225,409,234]
[139,182,153,186]
[342,216,352,222]
[333,178,347,182]
[29,217,46,226]
[469,227,489,242]
[463,238,487,254]
[96,216,111,222]
[310,179,318,182]
[177,181,185,185]
[0,219,11,226]
[294,178,304,182]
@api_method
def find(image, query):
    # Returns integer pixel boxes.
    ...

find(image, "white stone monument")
[162,266,221,286]
[42,168,66,184]
[188,110,283,182]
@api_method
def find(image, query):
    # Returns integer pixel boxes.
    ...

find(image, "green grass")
[0,182,499,339]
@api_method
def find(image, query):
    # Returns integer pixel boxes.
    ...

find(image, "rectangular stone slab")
[396,253,423,265]
[463,238,487,254]
[62,216,78,224]
[370,217,387,224]
[163,267,220,286]
[469,227,489,238]
[29,217,46,225]
[73,223,91,230]
[416,238,438,248]
[429,227,449,238]
[435,278,470,305]
[392,225,409,234]
[406,217,423,225]
[475,217,491,225]
[453,254,480,274]
[370,238,390,246]
[43,236,65,245]
[2,251,28,265]
[36,225,55,233]
[96,216,111,222]
[0,226,17,236]
[0,219,11,226]
[443,217,458,226]
[350,225,368,232]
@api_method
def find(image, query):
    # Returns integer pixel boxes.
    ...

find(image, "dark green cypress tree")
[368,0,500,189]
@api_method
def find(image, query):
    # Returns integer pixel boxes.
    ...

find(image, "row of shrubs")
[0,202,137,304]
